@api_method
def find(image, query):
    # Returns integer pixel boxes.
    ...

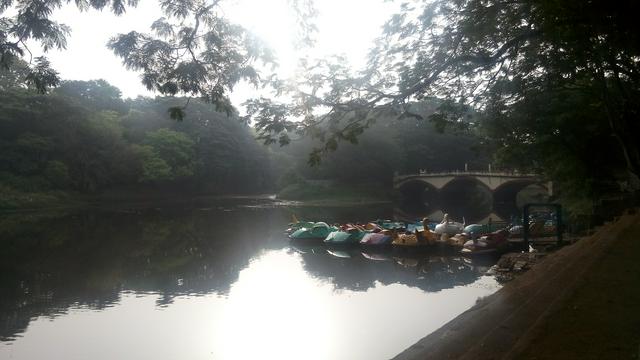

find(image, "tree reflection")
[0,208,285,341]
[0,204,495,342]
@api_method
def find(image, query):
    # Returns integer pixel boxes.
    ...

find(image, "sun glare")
[227,0,299,78]
[37,0,396,101]
[212,250,334,360]
[227,0,397,108]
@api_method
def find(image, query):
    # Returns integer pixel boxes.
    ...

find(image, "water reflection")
[0,204,501,360]
[292,245,494,293]
[0,207,288,342]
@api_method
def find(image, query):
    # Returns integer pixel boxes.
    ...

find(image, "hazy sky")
[39,0,397,108]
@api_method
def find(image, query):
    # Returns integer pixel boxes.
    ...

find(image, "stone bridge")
[394,171,550,194]
[394,171,552,220]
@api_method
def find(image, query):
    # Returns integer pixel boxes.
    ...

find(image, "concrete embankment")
[393,210,640,360]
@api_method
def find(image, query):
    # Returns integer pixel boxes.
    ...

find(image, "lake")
[0,199,501,360]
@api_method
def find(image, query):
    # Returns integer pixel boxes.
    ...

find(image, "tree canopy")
[0,0,303,115]
[2,0,638,210]
[0,67,490,208]
[249,0,640,210]
[0,70,276,205]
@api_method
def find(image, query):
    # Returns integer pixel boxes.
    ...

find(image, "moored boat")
[434,214,465,235]
[442,232,470,247]
[405,221,425,233]
[324,225,367,246]
[463,224,485,235]
[289,222,337,242]
[461,229,510,256]
[434,221,465,235]
[360,232,393,246]
[376,220,405,231]
[391,232,434,252]
[286,221,317,235]
[392,232,420,246]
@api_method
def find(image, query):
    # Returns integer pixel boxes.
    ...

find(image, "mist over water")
[0,200,501,360]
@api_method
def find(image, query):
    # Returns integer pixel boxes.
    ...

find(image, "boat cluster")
[286,215,511,256]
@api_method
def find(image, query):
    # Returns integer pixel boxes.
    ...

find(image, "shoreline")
[0,194,393,214]
[392,209,640,360]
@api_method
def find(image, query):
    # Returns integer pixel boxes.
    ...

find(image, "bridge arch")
[396,179,440,210]
[440,175,493,194]
[396,178,438,193]
[493,180,549,220]
[393,171,546,221]
[439,176,494,220]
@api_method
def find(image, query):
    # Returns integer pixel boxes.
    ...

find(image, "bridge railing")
[394,170,538,180]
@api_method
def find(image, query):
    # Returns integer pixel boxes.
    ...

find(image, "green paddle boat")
[289,222,337,242]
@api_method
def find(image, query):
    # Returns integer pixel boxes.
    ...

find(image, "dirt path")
[393,210,640,360]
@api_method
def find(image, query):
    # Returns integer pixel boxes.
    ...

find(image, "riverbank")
[0,188,392,213]
[0,187,274,212]
[394,209,640,360]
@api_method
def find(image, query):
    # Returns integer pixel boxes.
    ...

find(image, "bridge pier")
[394,171,549,221]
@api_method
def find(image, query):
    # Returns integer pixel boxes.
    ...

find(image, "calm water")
[0,199,501,360]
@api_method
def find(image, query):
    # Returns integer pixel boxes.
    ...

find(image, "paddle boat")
[437,232,470,247]
[434,221,465,235]
[434,214,465,235]
[286,221,317,235]
[461,229,510,256]
[405,221,425,233]
[403,218,438,232]
[285,215,319,235]
[360,232,393,246]
[392,231,436,251]
[392,232,421,246]
[289,222,337,242]
[463,224,485,235]
[508,219,552,239]
[324,224,368,246]
[391,216,441,249]
[508,225,524,237]
[376,220,406,231]
[363,222,383,232]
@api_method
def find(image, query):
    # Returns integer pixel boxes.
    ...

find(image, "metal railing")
[521,203,564,250]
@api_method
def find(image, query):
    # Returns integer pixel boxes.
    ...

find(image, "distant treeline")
[0,67,489,207]
[271,101,489,200]
[0,77,275,207]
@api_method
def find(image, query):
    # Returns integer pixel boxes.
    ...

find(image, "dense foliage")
[0,64,490,206]
[250,0,640,213]
[3,0,638,213]
[0,72,274,207]
[274,100,488,187]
